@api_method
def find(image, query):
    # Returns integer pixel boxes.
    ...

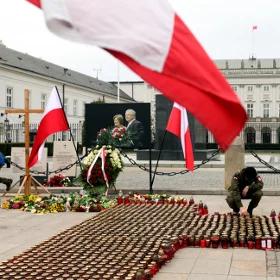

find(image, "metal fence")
[0,122,83,143]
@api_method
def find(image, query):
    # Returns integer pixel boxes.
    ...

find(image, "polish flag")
[166,103,194,171]
[26,0,247,150]
[28,87,69,168]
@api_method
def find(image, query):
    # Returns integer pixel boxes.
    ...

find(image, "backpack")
[0,152,6,167]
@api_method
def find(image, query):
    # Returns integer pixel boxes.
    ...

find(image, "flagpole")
[54,86,83,171]
[151,129,167,187]
[117,62,120,103]
[251,25,257,59]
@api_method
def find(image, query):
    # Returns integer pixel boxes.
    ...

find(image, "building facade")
[113,58,280,145]
[216,58,280,145]
[0,44,134,143]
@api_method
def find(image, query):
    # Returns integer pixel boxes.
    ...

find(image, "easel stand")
[17,174,50,195]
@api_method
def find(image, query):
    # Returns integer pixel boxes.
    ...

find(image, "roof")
[0,44,134,102]
[215,58,280,70]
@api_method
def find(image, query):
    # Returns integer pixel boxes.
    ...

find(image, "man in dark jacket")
[226,167,263,217]
[125,109,144,149]
[0,152,12,191]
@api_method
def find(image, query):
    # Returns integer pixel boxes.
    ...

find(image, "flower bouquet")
[47,174,72,187]
[77,145,123,197]
[97,127,131,148]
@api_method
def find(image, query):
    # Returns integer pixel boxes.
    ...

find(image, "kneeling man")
[226,167,263,217]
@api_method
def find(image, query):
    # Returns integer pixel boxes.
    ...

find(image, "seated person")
[125,109,144,149]
[0,151,12,191]
[226,167,263,217]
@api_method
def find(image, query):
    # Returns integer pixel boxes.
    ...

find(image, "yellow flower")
[1,200,10,209]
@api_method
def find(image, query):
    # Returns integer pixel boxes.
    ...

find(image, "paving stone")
[230,260,266,276]
[199,248,232,261]
[188,274,227,280]
[191,259,230,275]
[227,276,266,280]
[232,248,266,261]
[175,248,201,259]
[153,273,188,280]
[160,259,196,274]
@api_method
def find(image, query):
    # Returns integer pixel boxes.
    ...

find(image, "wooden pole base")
[17,175,50,195]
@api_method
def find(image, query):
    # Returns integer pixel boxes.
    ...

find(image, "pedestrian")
[226,166,263,217]
[0,151,13,191]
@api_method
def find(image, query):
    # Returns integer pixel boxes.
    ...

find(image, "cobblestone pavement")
[267,250,280,277]
[116,167,280,193]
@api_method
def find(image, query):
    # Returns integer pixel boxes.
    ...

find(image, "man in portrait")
[125,109,144,149]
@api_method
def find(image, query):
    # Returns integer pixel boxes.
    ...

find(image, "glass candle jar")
[211,236,220,249]
[261,237,267,250]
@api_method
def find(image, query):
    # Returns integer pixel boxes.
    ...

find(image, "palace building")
[113,58,280,145]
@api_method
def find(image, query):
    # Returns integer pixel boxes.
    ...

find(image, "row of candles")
[1,198,280,279]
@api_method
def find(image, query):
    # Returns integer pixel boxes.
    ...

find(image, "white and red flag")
[166,103,194,171]
[28,87,69,168]
[26,0,247,150]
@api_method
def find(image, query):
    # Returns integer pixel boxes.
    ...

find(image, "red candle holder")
[247,240,255,249]
[189,197,194,205]
[211,236,220,249]
[255,237,262,249]
[221,237,229,249]
[261,238,267,250]
[117,196,123,205]
[203,205,208,215]
[200,239,206,248]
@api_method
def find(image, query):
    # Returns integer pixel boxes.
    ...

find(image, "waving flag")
[28,87,69,168]
[26,0,247,150]
[166,103,194,171]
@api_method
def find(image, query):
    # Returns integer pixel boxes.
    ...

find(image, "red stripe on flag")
[185,128,194,171]
[26,0,41,8]
[166,105,194,171]
[28,108,69,168]
[110,14,247,150]
[166,106,181,137]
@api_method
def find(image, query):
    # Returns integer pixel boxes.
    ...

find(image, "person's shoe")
[5,179,12,191]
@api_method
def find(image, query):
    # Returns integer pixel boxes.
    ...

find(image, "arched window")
[245,127,256,144]
[261,127,271,144]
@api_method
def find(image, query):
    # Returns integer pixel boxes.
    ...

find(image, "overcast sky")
[0,0,279,81]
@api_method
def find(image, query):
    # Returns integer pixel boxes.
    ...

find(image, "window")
[261,127,271,144]
[64,98,68,114]
[232,86,237,92]
[247,94,253,101]
[73,99,78,116]
[247,86,253,92]
[263,103,270,118]
[6,87,13,108]
[41,94,47,110]
[245,127,256,144]
[247,103,254,118]
[264,85,270,91]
